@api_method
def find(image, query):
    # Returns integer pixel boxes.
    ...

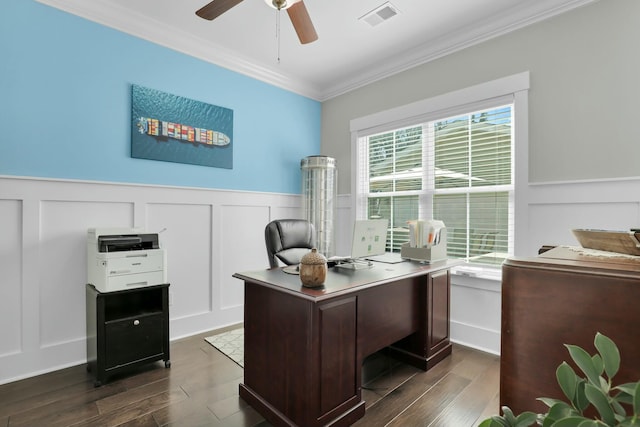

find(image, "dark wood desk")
[233,260,456,427]
[501,246,640,415]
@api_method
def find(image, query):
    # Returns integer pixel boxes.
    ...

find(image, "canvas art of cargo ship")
[131,84,233,169]
[136,117,230,147]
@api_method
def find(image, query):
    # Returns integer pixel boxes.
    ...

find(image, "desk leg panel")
[243,282,363,427]
[388,270,452,370]
[318,297,358,417]
[427,270,451,357]
[244,282,316,424]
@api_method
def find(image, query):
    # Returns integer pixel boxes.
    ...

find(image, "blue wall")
[0,1,321,194]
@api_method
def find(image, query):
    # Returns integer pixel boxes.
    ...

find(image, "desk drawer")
[104,312,164,368]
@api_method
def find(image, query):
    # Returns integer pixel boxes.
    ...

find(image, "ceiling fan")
[196,0,318,44]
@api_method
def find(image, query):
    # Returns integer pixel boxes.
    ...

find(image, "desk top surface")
[233,259,457,301]
[505,246,640,275]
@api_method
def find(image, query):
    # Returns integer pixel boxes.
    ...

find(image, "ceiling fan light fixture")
[264,0,298,11]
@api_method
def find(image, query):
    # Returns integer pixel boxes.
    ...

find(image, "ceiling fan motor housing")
[271,0,289,10]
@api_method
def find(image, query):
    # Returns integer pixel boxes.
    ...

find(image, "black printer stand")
[86,283,170,387]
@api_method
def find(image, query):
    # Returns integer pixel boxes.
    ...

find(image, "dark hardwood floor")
[0,325,499,427]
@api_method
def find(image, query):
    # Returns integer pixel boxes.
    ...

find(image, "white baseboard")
[450,320,500,355]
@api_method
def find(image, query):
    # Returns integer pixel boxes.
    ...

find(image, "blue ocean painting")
[131,84,233,169]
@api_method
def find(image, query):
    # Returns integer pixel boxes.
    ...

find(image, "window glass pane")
[362,104,514,266]
[368,195,418,252]
[369,127,422,194]
[368,197,390,222]
[435,117,469,189]
[469,192,509,266]
[369,132,394,179]
[470,107,512,187]
[394,126,422,175]
[433,194,467,259]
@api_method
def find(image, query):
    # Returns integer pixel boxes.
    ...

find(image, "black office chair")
[265,219,316,268]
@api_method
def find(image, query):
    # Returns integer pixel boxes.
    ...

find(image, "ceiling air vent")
[359,2,399,27]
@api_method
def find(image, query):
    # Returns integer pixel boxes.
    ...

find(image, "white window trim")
[349,72,530,279]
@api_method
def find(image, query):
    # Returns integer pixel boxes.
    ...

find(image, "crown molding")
[319,0,598,100]
[36,0,597,102]
[35,0,324,100]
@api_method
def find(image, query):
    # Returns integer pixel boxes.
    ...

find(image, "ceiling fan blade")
[287,1,318,44]
[196,0,244,20]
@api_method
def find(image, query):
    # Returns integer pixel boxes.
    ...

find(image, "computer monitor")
[351,219,388,258]
[335,219,388,269]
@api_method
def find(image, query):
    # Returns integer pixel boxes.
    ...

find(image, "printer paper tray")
[93,271,165,293]
[101,252,164,276]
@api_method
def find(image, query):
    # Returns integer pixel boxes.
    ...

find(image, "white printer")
[87,227,167,293]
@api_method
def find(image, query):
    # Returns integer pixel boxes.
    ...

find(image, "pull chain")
[276,9,281,63]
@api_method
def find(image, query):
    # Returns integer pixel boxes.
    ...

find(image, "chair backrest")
[265,219,316,268]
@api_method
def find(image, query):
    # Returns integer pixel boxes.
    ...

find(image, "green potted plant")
[479,333,640,427]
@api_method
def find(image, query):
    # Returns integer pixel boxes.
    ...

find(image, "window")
[351,73,529,267]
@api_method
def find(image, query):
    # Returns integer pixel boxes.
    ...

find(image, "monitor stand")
[333,258,373,270]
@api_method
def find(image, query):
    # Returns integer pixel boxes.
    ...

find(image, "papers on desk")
[407,220,445,248]
[401,220,447,263]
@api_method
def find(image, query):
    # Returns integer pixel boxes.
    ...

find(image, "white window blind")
[356,104,514,266]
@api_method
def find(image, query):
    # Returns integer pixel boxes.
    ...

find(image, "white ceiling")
[38,0,594,101]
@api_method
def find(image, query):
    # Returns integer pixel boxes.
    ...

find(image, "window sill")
[451,263,502,291]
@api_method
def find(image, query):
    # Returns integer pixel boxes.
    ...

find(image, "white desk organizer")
[401,221,447,263]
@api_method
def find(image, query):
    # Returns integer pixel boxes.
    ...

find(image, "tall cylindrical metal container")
[301,156,337,258]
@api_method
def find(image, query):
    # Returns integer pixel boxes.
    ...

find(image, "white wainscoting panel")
[525,178,640,255]
[3,175,640,383]
[39,201,134,349]
[449,276,502,355]
[219,204,270,310]
[0,200,22,358]
[147,203,213,319]
[0,176,302,385]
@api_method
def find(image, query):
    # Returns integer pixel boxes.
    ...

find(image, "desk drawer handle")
[133,319,140,326]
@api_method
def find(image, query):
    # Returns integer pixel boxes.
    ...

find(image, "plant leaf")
[549,416,593,427]
[598,376,610,394]
[591,354,604,378]
[611,398,627,417]
[634,381,640,417]
[566,344,601,386]
[489,415,511,427]
[615,382,639,407]
[539,397,568,409]
[557,362,579,403]
[594,332,620,379]
[617,382,639,395]
[575,380,589,413]
[502,406,517,424]
[514,411,538,427]
[584,383,616,425]
[546,401,577,420]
